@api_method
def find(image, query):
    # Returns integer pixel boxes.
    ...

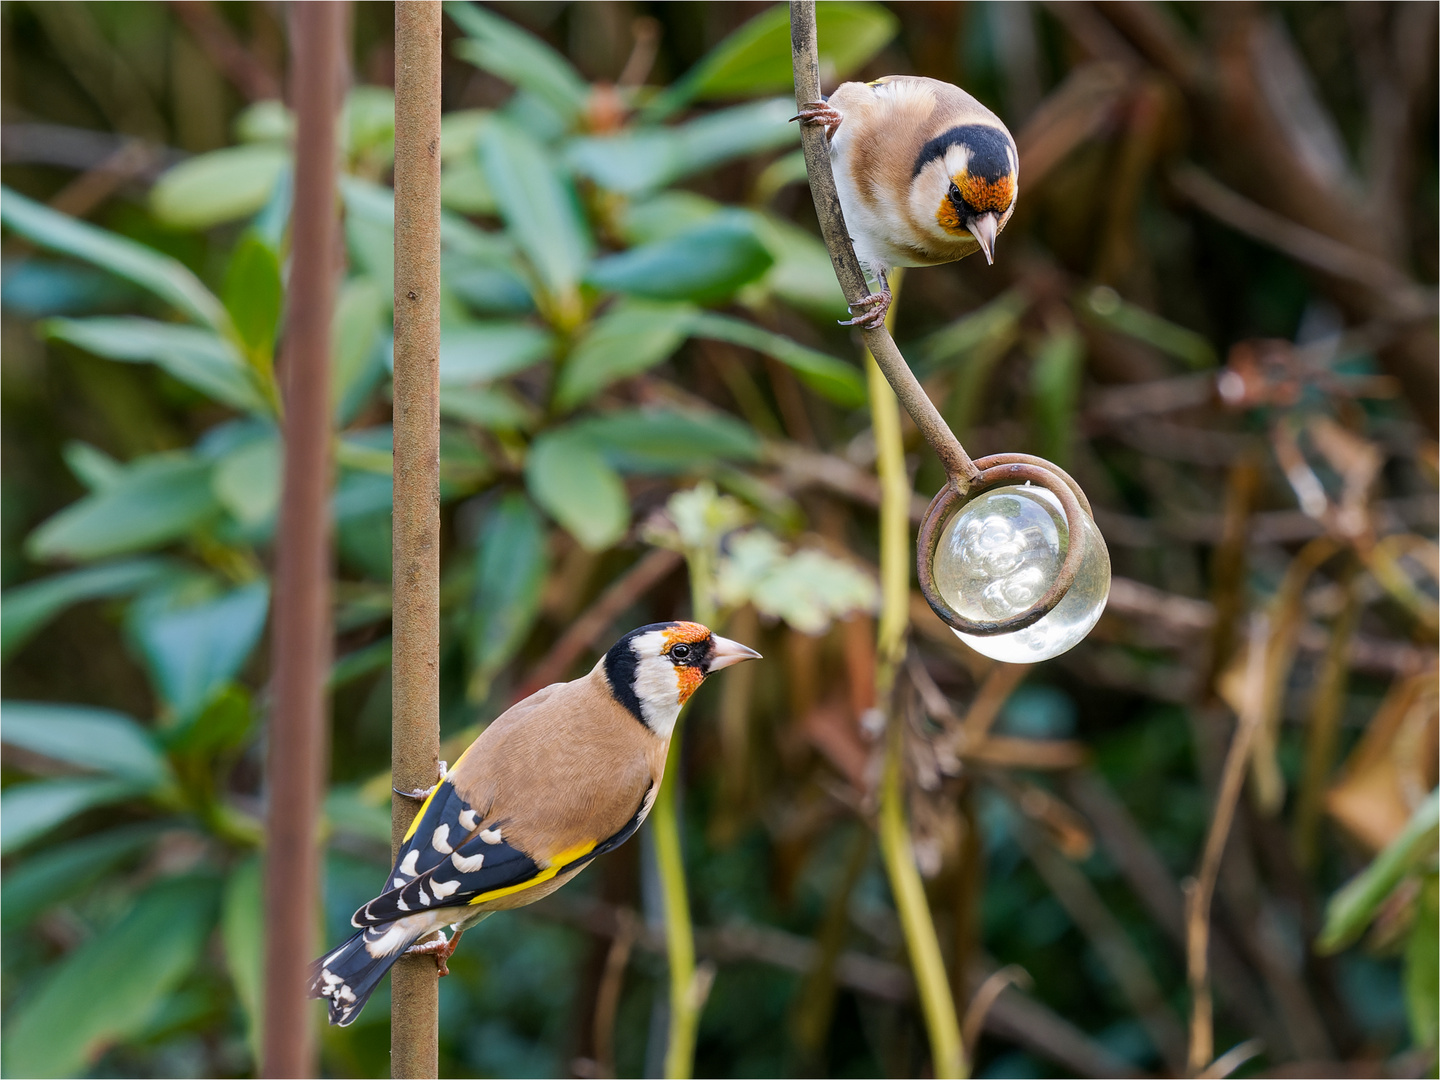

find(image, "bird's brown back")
[448,670,665,865]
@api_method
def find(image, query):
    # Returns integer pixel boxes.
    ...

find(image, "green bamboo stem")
[867,281,968,1080]
[654,550,717,1078]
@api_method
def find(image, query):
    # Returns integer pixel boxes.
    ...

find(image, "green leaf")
[62,440,124,491]
[468,494,548,700]
[445,255,533,315]
[440,108,493,163]
[150,144,290,230]
[445,1,589,127]
[567,98,798,195]
[689,311,866,407]
[1318,788,1440,953]
[45,316,269,414]
[345,86,396,163]
[325,785,393,846]
[3,875,220,1078]
[330,636,392,688]
[619,192,724,246]
[1080,285,1218,370]
[334,277,387,423]
[587,214,773,304]
[0,824,162,930]
[1405,874,1438,1053]
[235,100,294,144]
[439,385,538,430]
[166,683,254,755]
[0,776,152,855]
[556,300,697,409]
[746,211,849,318]
[916,288,1030,374]
[133,581,271,722]
[224,232,283,357]
[716,529,878,634]
[653,3,898,113]
[213,433,281,528]
[1029,321,1086,466]
[0,257,141,317]
[1,558,174,661]
[1,187,228,331]
[441,155,498,215]
[222,857,265,1067]
[525,426,629,551]
[27,452,221,562]
[438,320,554,385]
[577,408,763,474]
[478,119,592,302]
[0,701,169,785]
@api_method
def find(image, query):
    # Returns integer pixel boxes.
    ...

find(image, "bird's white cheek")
[633,655,683,735]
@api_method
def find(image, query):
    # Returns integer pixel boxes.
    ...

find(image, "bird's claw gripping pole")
[788,0,1090,639]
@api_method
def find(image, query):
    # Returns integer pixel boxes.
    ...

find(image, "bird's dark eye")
[671,644,691,660]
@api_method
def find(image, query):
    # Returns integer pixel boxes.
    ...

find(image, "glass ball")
[933,483,1110,663]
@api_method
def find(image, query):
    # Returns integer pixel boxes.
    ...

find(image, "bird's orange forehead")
[663,622,710,647]
[954,171,1013,213]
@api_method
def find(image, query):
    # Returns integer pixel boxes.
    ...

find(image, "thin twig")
[531,894,1143,1079]
[168,1,284,102]
[1185,613,1271,1076]
[1170,164,1434,320]
[591,908,639,1079]
[960,965,1031,1069]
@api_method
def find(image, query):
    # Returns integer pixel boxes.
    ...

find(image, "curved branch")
[789,0,980,491]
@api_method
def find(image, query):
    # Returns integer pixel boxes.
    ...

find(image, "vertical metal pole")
[391,3,443,1077]
[263,4,343,1077]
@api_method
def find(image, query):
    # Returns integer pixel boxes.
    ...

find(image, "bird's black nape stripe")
[912,123,1013,181]
[604,622,677,726]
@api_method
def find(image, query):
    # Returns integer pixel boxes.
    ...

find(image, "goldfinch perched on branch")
[309,622,760,1026]
[795,75,1018,328]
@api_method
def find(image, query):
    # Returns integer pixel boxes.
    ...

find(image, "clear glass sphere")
[933,483,1110,663]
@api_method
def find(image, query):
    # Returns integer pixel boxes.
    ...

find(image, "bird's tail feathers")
[308,924,419,1027]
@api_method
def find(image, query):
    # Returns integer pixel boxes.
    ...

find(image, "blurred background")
[1,2,1436,1077]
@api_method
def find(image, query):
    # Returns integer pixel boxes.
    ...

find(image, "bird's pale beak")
[966,213,999,265]
[707,635,762,672]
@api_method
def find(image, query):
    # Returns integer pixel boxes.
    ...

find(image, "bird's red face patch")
[955,171,1013,213]
[664,622,711,704]
[675,666,705,705]
[663,622,710,647]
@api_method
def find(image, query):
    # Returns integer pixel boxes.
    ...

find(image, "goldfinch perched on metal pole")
[309,622,760,1026]
[794,75,1018,328]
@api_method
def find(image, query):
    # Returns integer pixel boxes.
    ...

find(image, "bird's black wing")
[352,779,650,928]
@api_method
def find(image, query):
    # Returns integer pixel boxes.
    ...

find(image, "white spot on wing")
[479,827,502,845]
[393,878,406,889]
[458,808,478,831]
[430,877,460,898]
[452,850,486,873]
[399,850,420,877]
[417,887,431,905]
[432,823,453,854]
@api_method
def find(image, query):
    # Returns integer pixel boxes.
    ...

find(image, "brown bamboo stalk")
[391,3,443,1076]
[262,4,343,1076]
